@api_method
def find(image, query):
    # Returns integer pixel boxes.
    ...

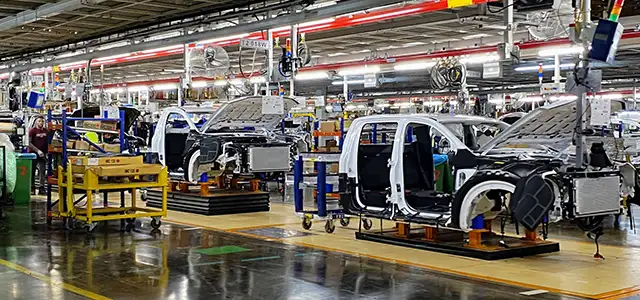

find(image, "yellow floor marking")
[0,258,111,300]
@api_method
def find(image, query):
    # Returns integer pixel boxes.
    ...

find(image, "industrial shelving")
[292,152,370,233]
[312,118,345,151]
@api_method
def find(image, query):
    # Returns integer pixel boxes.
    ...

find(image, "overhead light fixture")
[394,61,436,71]
[600,93,623,100]
[550,95,578,101]
[153,83,178,91]
[128,85,149,92]
[197,33,249,45]
[538,46,583,57]
[521,96,543,102]
[459,53,500,64]
[163,69,184,73]
[95,53,131,61]
[214,80,228,86]
[250,76,266,83]
[192,81,208,88]
[229,78,244,85]
[514,63,574,72]
[142,45,183,54]
[338,65,380,76]
[295,71,329,80]
[332,79,366,85]
[96,41,129,51]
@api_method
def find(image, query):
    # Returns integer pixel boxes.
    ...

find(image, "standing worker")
[29,116,47,195]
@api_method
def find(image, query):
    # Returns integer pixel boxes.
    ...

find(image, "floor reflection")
[0,202,583,299]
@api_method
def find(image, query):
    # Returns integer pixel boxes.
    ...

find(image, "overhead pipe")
[0,0,108,32]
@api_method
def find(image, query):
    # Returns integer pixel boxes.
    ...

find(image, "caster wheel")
[126,218,136,225]
[362,218,373,230]
[150,218,162,229]
[64,218,75,231]
[140,190,148,202]
[325,220,336,233]
[84,223,97,233]
[302,218,312,230]
[340,218,350,227]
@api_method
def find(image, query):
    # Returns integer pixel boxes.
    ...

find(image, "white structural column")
[343,77,349,102]
[554,54,561,84]
[267,29,275,95]
[503,0,514,59]
[290,24,299,96]
[180,43,190,107]
[575,0,591,167]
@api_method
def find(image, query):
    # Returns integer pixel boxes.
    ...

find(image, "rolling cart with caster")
[52,158,168,233]
[293,153,366,233]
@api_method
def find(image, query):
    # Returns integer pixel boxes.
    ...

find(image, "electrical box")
[589,19,624,64]
[26,91,45,109]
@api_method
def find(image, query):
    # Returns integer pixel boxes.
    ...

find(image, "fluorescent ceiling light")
[514,63,574,72]
[96,41,129,51]
[96,53,131,61]
[394,61,436,71]
[600,93,623,99]
[538,46,583,57]
[338,65,380,76]
[214,80,228,86]
[295,71,329,80]
[332,79,366,85]
[153,83,178,91]
[192,81,208,88]
[521,96,543,102]
[229,78,244,85]
[128,85,149,92]
[550,95,578,101]
[142,45,183,54]
[163,69,184,73]
[59,61,87,67]
[197,33,249,45]
[462,33,491,40]
[147,31,181,41]
[300,18,335,28]
[250,76,266,83]
[459,53,500,64]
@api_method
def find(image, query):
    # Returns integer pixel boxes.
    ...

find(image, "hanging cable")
[430,58,467,90]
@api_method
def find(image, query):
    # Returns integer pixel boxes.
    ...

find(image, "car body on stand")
[338,100,628,234]
[151,96,310,183]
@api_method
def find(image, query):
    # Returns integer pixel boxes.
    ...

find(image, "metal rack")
[312,118,345,151]
[293,152,352,233]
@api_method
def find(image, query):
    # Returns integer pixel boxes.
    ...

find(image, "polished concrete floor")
[0,202,584,300]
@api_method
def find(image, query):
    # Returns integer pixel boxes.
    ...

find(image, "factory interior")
[3,0,640,299]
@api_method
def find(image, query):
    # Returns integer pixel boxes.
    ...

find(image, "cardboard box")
[329,164,339,174]
[81,121,101,130]
[66,141,75,149]
[329,147,340,153]
[70,155,143,166]
[315,147,328,153]
[51,139,62,147]
[100,121,118,131]
[325,140,337,147]
[102,143,120,153]
[319,121,336,133]
[74,140,91,150]
[90,164,163,177]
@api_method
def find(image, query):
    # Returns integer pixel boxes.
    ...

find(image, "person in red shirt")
[29,116,48,195]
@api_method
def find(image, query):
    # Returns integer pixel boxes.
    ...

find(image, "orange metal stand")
[395,223,410,238]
